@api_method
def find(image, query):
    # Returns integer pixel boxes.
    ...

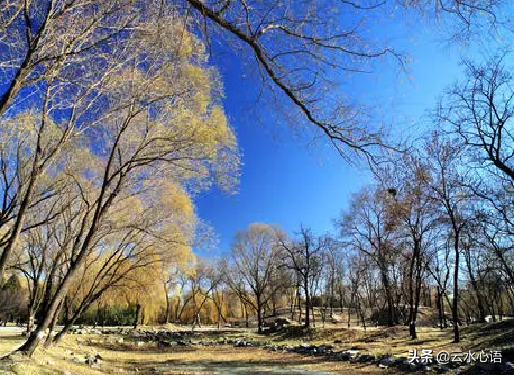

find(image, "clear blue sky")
[193,10,502,257]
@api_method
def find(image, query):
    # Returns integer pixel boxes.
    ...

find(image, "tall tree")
[276,226,325,328]
[228,223,281,333]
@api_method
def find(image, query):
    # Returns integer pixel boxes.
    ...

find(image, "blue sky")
[193,10,500,257]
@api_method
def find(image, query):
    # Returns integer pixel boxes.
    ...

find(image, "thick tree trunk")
[381,269,394,327]
[44,300,64,347]
[257,302,263,334]
[303,279,310,328]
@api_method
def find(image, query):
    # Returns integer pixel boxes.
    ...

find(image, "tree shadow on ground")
[130,358,333,375]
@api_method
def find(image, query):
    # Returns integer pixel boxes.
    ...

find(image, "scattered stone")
[378,358,393,369]
[235,340,246,347]
[69,356,85,364]
[432,364,450,373]
[335,351,351,361]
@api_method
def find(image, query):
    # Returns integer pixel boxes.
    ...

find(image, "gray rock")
[432,364,450,373]
[235,340,246,347]
[336,351,351,361]
[378,358,393,368]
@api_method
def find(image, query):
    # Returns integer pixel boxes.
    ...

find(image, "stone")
[235,340,246,347]
[158,340,177,348]
[503,361,514,374]
[432,364,450,373]
[378,358,393,369]
[336,351,351,361]
[317,344,334,353]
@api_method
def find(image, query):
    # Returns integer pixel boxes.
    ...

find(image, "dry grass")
[0,334,24,357]
[0,320,513,375]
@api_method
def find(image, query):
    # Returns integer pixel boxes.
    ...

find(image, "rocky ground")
[1,320,513,375]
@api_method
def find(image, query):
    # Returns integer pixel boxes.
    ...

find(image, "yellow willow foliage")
[179,294,219,324]
[121,260,167,323]
[96,14,240,195]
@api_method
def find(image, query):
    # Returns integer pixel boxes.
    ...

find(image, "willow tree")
[1,0,509,287]
[0,0,146,287]
[50,182,196,343]
[14,4,239,354]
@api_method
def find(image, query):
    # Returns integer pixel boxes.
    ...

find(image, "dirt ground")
[0,320,513,375]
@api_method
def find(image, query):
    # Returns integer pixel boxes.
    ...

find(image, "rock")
[392,356,407,366]
[448,360,464,369]
[432,364,450,373]
[503,361,514,374]
[317,344,334,353]
[378,358,393,369]
[396,359,415,371]
[336,351,351,361]
[157,340,169,349]
[235,340,246,347]
[294,343,316,354]
[475,361,514,374]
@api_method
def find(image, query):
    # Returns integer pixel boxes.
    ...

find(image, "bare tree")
[276,225,325,328]
[227,223,281,333]
[424,132,470,343]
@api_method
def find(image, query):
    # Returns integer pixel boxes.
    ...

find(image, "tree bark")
[452,234,460,343]
[303,276,310,328]
[133,304,141,329]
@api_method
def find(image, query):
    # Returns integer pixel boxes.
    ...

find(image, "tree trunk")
[452,235,460,343]
[437,286,444,329]
[380,268,394,327]
[133,304,141,329]
[164,285,170,324]
[464,249,486,322]
[44,300,64,347]
[257,301,263,334]
[303,279,310,328]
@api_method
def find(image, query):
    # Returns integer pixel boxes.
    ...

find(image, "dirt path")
[151,361,333,374]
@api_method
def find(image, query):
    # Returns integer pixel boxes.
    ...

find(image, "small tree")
[227,223,281,333]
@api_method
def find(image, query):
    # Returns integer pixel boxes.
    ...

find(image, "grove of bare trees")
[0,0,512,359]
